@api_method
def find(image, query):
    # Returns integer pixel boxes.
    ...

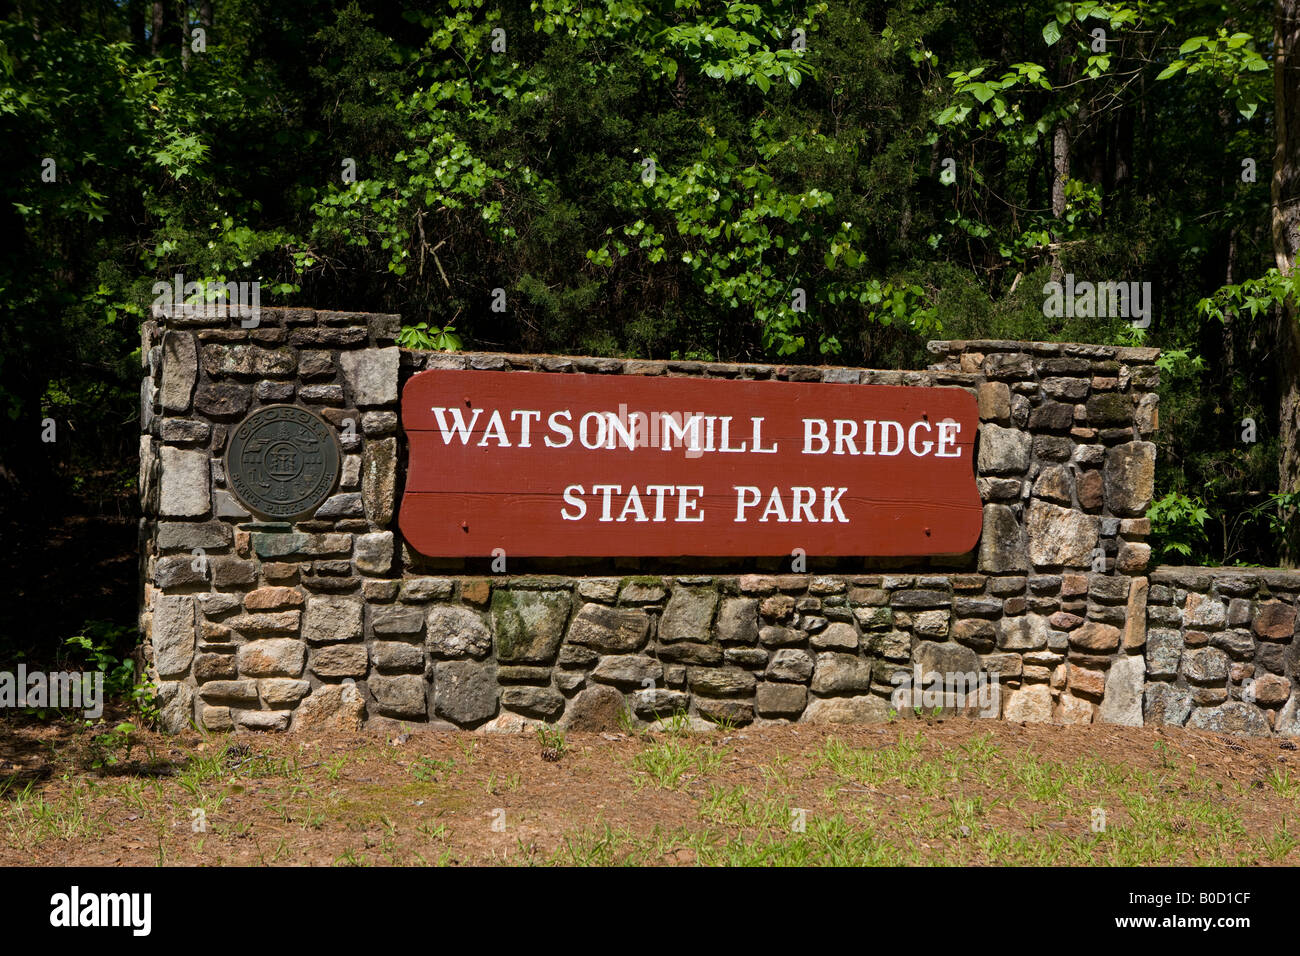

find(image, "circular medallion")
[224,405,342,520]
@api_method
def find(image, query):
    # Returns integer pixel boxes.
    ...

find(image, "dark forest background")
[3,0,1299,663]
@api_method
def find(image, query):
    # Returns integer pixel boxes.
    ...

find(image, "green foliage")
[936,62,1053,133]
[1155,29,1269,118]
[535,725,567,759]
[589,126,939,355]
[3,0,1299,569]
[1265,492,1300,548]
[64,622,159,725]
[1042,2,1139,48]
[1197,269,1300,322]
[1154,346,1205,379]
[64,622,136,696]
[84,722,142,772]
[397,322,463,351]
[411,756,457,782]
[1147,492,1210,563]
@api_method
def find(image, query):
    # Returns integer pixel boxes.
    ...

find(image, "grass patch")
[4,721,1298,867]
[629,737,728,791]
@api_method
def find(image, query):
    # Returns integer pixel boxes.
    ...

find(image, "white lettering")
[561,485,586,520]
[660,412,701,451]
[580,412,609,449]
[645,485,675,521]
[676,485,704,522]
[860,420,876,454]
[907,420,933,456]
[821,486,848,522]
[802,418,829,454]
[545,410,573,447]
[751,417,778,453]
[834,419,858,455]
[604,411,637,450]
[878,421,903,455]
[761,487,789,522]
[510,409,541,447]
[430,406,482,444]
[936,421,961,457]
[477,409,511,447]
[719,416,747,452]
[617,486,648,522]
[792,486,817,522]
[592,483,620,521]
[734,485,761,521]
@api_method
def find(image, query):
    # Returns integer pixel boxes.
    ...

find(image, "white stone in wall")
[1098,655,1145,726]
[340,346,399,407]
[158,446,210,517]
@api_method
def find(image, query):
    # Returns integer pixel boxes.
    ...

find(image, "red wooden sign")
[398,369,981,558]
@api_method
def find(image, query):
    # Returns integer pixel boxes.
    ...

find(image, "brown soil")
[2,715,1298,866]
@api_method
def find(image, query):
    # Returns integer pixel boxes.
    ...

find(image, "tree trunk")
[150,1,166,56]
[1272,0,1300,562]
[1222,105,1238,372]
[1110,103,1133,192]
[1049,122,1069,282]
[179,1,190,69]
[1051,124,1069,218]
[1049,40,1075,283]
[129,0,147,53]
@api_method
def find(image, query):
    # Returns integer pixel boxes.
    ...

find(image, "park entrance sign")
[149,308,1243,737]
[399,369,982,557]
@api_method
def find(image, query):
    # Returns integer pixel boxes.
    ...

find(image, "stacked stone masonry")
[138,309,1299,736]
[1143,568,1300,736]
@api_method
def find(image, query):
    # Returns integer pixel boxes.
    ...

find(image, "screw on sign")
[224,405,342,520]
[399,370,982,558]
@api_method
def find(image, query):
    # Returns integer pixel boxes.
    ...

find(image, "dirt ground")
[3,714,1299,866]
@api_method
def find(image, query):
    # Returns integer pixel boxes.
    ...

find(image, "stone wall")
[143,307,1284,735]
[1143,568,1300,736]
[139,307,403,731]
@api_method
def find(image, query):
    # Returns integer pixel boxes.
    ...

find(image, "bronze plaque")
[225,405,341,520]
